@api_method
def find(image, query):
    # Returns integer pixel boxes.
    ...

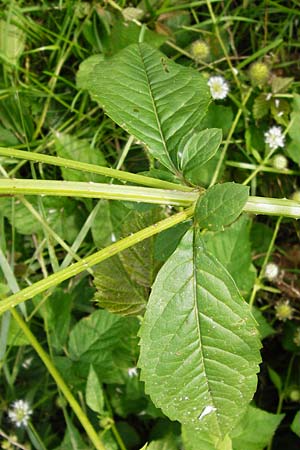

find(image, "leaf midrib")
[138,44,178,174]
[192,232,221,437]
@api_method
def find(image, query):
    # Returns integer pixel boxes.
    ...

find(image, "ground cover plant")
[0,1,300,449]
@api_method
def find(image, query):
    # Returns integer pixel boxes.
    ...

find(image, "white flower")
[127,367,138,378]
[264,262,279,281]
[264,126,285,150]
[207,76,229,100]
[8,400,32,428]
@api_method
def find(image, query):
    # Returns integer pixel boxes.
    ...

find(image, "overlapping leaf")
[139,229,261,438]
[77,43,211,172]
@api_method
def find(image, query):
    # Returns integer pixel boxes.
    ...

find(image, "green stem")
[1,178,300,218]
[0,178,197,206]
[0,147,192,192]
[0,207,194,316]
[11,309,106,450]
[226,160,300,176]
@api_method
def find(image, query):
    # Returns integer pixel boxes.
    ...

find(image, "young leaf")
[77,43,211,173]
[86,365,105,414]
[195,182,249,231]
[139,229,261,438]
[180,128,222,185]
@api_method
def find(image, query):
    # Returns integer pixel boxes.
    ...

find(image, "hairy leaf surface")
[139,229,261,438]
[195,182,249,231]
[77,43,211,172]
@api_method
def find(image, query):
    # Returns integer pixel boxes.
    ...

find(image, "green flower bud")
[249,61,270,86]
[291,191,300,202]
[272,154,288,170]
[190,40,210,62]
[289,389,300,402]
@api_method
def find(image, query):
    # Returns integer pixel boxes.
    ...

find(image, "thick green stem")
[0,207,194,316]
[1,178,300,218]
[0,178,198,206]
[10,309,106,450]
[0,147,192,192]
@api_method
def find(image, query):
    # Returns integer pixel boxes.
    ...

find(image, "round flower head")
[191,40,210,62]
[8,400,32,428]
[264,262,280,281]
[275,299,293,322]
[264,126,285,150]
[272,154,288,170]
[249,61,269,86]
[207,76,229,100]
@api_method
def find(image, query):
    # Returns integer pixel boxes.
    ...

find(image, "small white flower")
[8,400,32,428]
[127,367,138,378]
[264,126,285,150]
[207,76,229,100]
[264,262,279,281]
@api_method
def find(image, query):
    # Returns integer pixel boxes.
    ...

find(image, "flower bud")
[264,262,279,281]
[275,299,293,322]
[272,154,288,170]
[249,61,269,86]
[291,191,300,202]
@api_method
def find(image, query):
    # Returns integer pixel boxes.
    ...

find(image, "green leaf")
[139,229,261,438]
[77,43,211,172]
[252,308,274,340]
[182,425,232,450]
[93,255,147,316]
[291,410,300,438]
[54,422,89,450]
[147,433,178,450]
[85,365,105,414]
[201,215,256,297]
[268,366,282,392]
[201,104,233,136]
[93,208,161,316]
[68,310,139,384]
[154,221,191,262]
[180,128,222,185]
[231,405,284,450]
[253,94,269,120]
[0,15,25,66]
[195,182,249,231]
[54,133,107,183]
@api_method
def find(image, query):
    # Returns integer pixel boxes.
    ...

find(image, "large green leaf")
[138,229,261,438]
[77,43,211,172]
[195,182,249,231]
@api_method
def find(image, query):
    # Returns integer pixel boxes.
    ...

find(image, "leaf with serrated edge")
[180,128,222,185]
[195,182,249,231]
[138,229,261,438]
[77,43,211,172]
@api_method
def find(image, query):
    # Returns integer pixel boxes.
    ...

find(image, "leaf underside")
[77,43,211,172]
[138,229,261,438]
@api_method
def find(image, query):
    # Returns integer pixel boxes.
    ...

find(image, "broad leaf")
[195,182,249,231]
[202,215,256,296]
[77,43,211,172]
[231,405,284,450]
[68,310,139,384]
[291,410,300,438]
[182,425,232,450]
[180,128,222,185]
[139,229,261,438]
